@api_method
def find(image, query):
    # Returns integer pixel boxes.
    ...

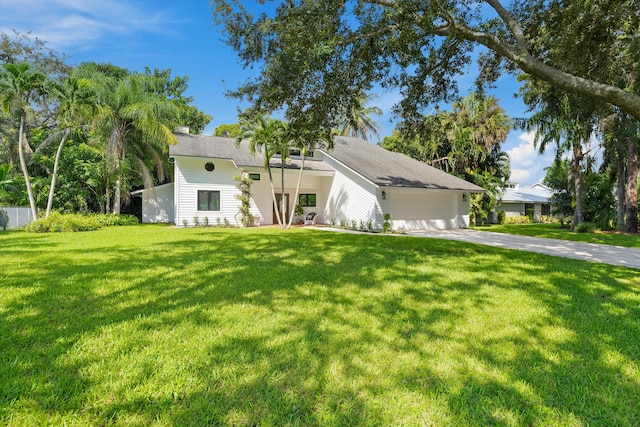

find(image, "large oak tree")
[211,0,640,131]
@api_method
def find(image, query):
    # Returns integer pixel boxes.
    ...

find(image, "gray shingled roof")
[170,133,484,191]
[170,133,334,172]
[323,136,485,191]
[170,134,264,167]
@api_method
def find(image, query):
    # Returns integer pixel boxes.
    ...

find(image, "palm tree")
[82,69,178,214]
[336,92,382,141]
[237,114,290,227]
[39,77,95,217]
[0,62,48,219]
[522,84,599,230]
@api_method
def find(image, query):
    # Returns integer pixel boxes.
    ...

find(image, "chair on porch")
[304,212,317,225]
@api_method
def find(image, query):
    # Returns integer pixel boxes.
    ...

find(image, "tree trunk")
[105,177,111,214]
[17,113,38,219]
[266,165,283,227]
[280,162,286,228]
[45,129,70,218]
[113,176,121,215]
[570,144,584,230]
[287,150,306,229]
[625,137,639,233]
[616,161,626,230]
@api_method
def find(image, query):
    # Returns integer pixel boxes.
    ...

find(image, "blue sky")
[0,0,554,185]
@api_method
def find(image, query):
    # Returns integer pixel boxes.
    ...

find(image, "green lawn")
[1,225,639,426]
[482,223,640,248]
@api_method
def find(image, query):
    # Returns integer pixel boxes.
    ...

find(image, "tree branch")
[484,0,528,51]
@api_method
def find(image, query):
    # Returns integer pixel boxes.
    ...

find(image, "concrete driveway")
[404,229,640,269]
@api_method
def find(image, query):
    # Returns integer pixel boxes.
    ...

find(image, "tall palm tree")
[237,115,290,227]
[39,77,95,217]
[82,69,178,214]
[0,62,48,219]
[522,83,599,230]
[336,92,382,142]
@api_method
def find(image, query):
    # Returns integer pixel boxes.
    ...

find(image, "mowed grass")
[484,223,640,248]
[1,225,639,426]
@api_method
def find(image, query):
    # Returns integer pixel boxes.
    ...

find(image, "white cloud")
[0,0,178,53]
[506,130,554,185]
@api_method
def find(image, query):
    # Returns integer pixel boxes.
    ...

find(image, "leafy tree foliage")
[143,67,212,134]
[75,63,179,214]
[211,0,640,135]
[0,163,15,202]
[213,123,241,138]
[1,30,211,216]
[544,158,617,230]
[520,78,603,230]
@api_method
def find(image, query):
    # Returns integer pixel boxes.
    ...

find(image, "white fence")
[0,206,34,229]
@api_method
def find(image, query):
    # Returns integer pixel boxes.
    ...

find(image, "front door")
[274,193,289,224]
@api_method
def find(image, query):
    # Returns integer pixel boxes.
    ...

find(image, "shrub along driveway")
[403,229,640,269]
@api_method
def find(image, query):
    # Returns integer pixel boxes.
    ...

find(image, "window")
[299,193,316,207]
[286,149,313,157]
[249,173,261,181]
[198,190,220,211]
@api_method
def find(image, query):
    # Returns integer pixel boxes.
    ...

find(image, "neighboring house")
[497,182,553,222]
[136,133,485,231]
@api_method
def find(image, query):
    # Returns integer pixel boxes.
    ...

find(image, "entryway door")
[273,193,290,224]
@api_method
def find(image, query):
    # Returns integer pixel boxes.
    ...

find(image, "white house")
[136,133,485,231]
[497,182,553,222]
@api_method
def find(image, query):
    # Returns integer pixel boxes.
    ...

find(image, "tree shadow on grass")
[0,227,638,425]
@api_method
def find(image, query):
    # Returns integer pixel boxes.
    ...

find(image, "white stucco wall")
[140,184,175,223]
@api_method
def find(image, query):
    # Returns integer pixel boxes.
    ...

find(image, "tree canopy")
[211,0,640,133]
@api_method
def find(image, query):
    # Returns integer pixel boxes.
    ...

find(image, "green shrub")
[497,210,506,225]
[526,208,534,222]
[575,222,597,233]
[504,215,531,225]
[383,213,392,233]
[539,215,559,224]
[93,213,138,227]
[25,212,138,233]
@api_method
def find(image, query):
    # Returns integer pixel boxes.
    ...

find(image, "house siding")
[322,156,381,227]
[174,157,265,227]
[173,156,332,227]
